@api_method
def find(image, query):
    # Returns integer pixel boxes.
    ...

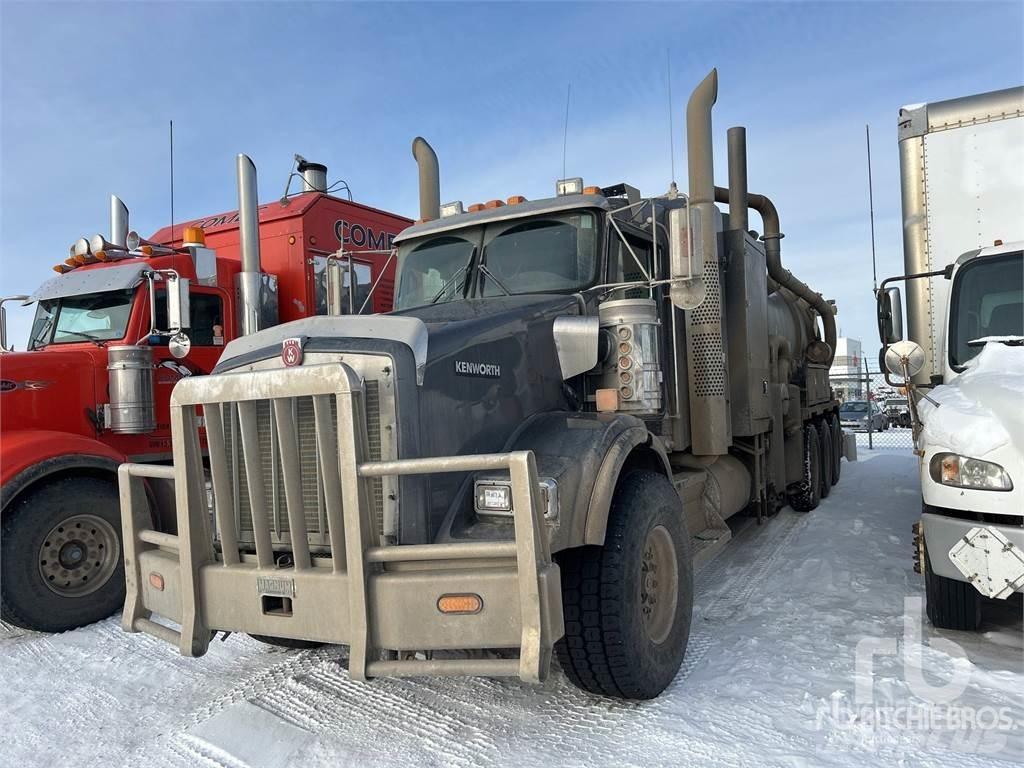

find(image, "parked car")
[883,397,912,428]
[839,400,888,431]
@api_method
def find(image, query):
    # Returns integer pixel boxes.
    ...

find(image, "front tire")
[1,476,125,632]
[789,423,821,512]
[555,470,693,699]
[924,548,981,631]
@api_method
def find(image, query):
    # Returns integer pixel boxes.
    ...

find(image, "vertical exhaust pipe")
[726,127,748,234]
[686,68,718,211]
[411,137,440,221]
[110,195,129,248]
[236,153,264,335]
[712,127,837,365]
[684,67,731,456]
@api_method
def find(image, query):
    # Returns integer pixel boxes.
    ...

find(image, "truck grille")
[219,380,385,552]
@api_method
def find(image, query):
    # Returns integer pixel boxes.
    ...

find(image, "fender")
[504,412,671,552]
[1,430,125,513]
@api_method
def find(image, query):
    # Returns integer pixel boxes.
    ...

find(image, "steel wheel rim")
[38,514,119,597]
[640,524,678,645]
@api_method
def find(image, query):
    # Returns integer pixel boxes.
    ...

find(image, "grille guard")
[118,363,562,683]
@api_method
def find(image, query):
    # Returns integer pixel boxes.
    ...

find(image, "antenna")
[866,124,878,291]
[667,49,676,185]
[169,120,175,244]
[561,83,571,180]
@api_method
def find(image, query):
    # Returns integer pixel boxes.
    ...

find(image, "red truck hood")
[0,348,100,436]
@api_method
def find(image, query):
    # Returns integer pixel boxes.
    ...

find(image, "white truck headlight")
[930,453,1013,491]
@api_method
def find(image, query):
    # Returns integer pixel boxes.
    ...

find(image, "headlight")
[929,453,1013,491]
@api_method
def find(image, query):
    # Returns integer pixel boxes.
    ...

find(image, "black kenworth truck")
[117,69,845,700]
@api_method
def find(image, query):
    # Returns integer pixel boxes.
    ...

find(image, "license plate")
[949,526,1024,599]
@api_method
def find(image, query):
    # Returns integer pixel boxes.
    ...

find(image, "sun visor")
[29,263,149,303]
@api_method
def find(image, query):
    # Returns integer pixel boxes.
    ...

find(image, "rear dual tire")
[555,470,693,700]
[790,424,822,512]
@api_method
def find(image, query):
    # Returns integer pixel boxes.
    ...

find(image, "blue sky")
[1,1,1021,350]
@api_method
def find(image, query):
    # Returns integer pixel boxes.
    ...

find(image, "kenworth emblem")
[454,360,501,378]
[282,337,304,367]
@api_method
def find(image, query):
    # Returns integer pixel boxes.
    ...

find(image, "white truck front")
[878,84,1024,630]
[914,245,1023,630]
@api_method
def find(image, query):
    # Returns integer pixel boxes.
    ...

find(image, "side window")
[313,256,373,315]
[608,235,653,299]
[155,290,225,347]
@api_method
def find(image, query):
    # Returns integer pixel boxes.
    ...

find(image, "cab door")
[150,286,230,437]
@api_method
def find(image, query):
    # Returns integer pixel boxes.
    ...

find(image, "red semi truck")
[0,155,409,632]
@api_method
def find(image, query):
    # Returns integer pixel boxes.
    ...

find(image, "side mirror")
[877,286,903,344]
[884,339,926,380]
[667,207,706,311]
[165,273,191,334]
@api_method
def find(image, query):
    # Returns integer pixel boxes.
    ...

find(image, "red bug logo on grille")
[282,337,304,367]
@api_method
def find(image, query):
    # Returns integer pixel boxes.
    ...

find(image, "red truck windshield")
[29,289,135,349]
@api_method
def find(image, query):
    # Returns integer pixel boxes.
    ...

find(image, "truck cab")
[881,244,1023,631]
[1,161,409,633]
[116,70,846,700]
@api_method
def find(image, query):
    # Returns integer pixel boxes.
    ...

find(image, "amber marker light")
[437,593,483,614]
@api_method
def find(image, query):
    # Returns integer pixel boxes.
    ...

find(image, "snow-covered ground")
[2,451,1021,767]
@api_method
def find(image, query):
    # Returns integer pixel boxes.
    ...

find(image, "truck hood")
[398,294,580,363]
[919,343,1024,458]
[0,348,99,434]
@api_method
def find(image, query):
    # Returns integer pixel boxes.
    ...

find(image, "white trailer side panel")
[897,86,1024,383]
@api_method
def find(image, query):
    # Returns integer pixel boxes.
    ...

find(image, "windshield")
[840,402,868,414]
[393,210,599,310]
[479,212,597,297]
[29,289,135,348]
[949,251,1023,369]
[394,235,476,310]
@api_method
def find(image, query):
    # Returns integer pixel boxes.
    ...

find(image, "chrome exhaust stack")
[110,195,129,248]
[412,137,440,221]
[237,153,266,335]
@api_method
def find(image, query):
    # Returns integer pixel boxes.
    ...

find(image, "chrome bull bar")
[118,363,562,683]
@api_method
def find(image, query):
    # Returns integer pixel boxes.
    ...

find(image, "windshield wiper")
[476,263,511,296]
[57,329,106,345]
[967,335,1024,347]
[430,250,476,305]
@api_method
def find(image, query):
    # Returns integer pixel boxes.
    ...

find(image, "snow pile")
[919,342,1024,457]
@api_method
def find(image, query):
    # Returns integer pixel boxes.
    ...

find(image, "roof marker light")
[483,199,505,209]
[556,177,583,196]
[583,186,602,195]
[440,201,465,218]
[506,195,527,205]
[468,203,485,213]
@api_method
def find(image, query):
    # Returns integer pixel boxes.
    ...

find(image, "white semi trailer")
[878,86,1024,631]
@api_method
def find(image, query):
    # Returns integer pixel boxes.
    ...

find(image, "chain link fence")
[830,364,914,451]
